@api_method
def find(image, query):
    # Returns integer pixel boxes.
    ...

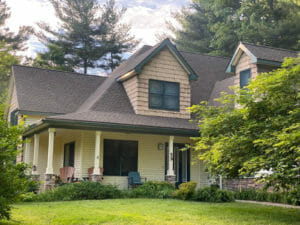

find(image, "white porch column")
[24,138,32,164]
[167,136,175,176]
[32,134,40,175]
[46,128,55,174]
[93,131,102,175]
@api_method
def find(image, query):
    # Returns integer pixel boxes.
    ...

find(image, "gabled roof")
[116,38,198,82]
[226,42,299,73]
[11,65,107,115]
[12,40,231,137]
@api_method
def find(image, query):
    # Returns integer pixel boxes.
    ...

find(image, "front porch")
[23,128,210,190]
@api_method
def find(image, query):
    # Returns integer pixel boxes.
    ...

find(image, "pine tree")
[36,0,137,74]
[0,0,33,51]
[167,0,300,57]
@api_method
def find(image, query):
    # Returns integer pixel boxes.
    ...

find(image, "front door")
[165,143,190,186]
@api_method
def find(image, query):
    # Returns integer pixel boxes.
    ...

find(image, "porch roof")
[23,111,199,137]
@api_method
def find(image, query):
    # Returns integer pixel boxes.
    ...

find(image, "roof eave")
[34,118,199,137]
[117,38,198,82]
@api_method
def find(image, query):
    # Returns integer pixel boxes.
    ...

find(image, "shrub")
[234,188,300,206]
[27,182,122,202]
[128,181,175,199]
[173,181,197,200]
[193,187,234,202]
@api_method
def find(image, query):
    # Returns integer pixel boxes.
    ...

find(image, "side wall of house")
[8,85,19,123]
[123,47,191,119]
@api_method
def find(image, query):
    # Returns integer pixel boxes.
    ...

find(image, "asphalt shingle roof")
[12,65,106,114]
[243,42,298,62]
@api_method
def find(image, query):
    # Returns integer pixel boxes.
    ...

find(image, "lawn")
[0,199,299,225]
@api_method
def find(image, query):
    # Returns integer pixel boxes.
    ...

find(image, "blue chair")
[128,171,147,189]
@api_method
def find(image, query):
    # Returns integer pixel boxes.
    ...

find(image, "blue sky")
[6,0,190,72]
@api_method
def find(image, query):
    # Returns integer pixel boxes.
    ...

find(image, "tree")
[0,0,33,51]
[167,0,300,57]
[0,97,27,220]
[36,0,137,74]
[0,41,19,95]
[189,56,300,190]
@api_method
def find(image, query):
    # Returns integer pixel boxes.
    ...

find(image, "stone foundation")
[223,178,264,191]
[165,175,176,185]
[91,174,103,182]
[44,174,56,191]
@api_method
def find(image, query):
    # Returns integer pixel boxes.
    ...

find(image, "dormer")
[118,39,197,119]
[226,42,298,88]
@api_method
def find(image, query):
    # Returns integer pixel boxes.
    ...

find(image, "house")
[6,39,298,190]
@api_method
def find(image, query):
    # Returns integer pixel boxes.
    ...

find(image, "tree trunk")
[84,60,87,74]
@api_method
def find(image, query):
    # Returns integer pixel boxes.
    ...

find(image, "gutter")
[23,118,199,138]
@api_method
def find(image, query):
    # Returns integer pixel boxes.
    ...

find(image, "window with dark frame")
[63,142,75,167]
[103,139,138,176]
[240,69,251,88]
[149,79,180,111]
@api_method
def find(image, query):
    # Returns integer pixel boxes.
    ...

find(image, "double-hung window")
[149,79,180,111]
[240,69,251,88]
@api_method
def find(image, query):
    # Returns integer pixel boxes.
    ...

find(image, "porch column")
[44,128,56,190]
[92,131,102,182]
[165,136,176,185]
[32,134,40,180]
[24,138,32,175]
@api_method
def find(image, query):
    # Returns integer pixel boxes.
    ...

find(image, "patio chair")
[88,167,104,181]
[59,166,75,183]
[128,171,147,189]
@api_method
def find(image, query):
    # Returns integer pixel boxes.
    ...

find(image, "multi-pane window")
[64,142,75,167]
[149,79,180,111]
[103,139,138,176]
[240,69,251,88]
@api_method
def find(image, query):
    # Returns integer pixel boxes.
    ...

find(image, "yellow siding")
[8,85,18,123]
[23,115,45,126]
[123,48,191,119]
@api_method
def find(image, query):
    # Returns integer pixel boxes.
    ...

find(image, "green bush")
[127,181,175,199]
[234,187,300,206]
[25,182,122,202]
[173,181,197,200]
[193,187,234,202]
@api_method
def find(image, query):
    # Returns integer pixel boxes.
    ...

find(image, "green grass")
[1,199,299,225]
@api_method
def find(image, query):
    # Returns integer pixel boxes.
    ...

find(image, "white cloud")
[5,0,187,58]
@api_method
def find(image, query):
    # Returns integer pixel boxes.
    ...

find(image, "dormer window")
[240,69,251,88]
[149,79,180,111]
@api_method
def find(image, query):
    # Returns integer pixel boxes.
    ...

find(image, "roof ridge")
[12,64,108,78]
[179,50,230,59]
[241,42,299,53]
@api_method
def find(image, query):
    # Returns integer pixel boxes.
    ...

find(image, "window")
[64,142,75,167]
[103,139,138,176]
[10,110,18,126]
[149,79,180,111]
[240,69,251,88]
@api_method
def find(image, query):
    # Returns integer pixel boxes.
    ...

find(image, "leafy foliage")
[194,186,234,202]
[234,187,300,206]
[0,41,19,94]
[189,56,300,190]
[35,0,138,73]
[0,97,27,220]
[23,182,122,202]
[166,0,300,56]
[127,181,175,199]
[173,181,197,200]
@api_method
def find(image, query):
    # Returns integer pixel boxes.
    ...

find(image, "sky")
[5,0,189,63]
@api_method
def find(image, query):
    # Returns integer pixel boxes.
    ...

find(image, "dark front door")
[165,143,190,186]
